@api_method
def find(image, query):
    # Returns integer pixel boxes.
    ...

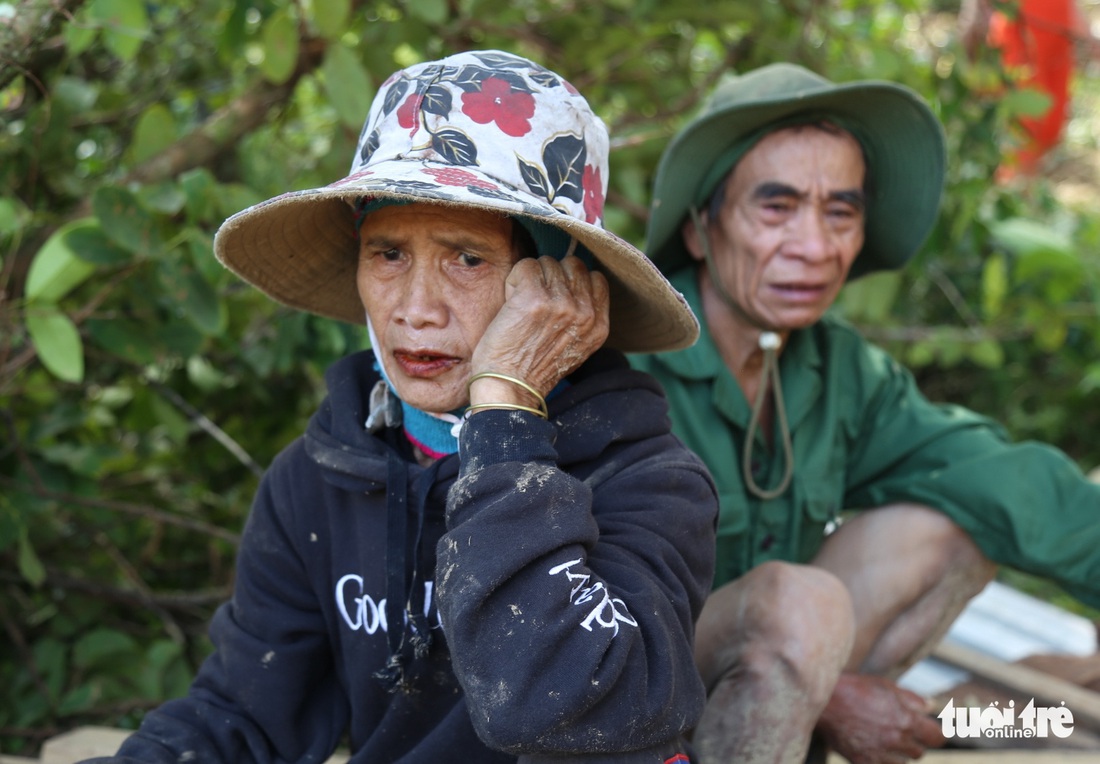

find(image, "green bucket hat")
[646,63,946,280]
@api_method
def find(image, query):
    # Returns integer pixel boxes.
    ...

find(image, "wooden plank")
[933,641,1100,732]
[40,727,129,764]
[38,726,350,764]
[830,753,1100,763]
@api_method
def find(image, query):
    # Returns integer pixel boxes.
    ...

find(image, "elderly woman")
[82,51,716,764]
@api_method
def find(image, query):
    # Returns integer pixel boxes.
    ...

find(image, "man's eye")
[380,248,401,261]
[459,252,484,267]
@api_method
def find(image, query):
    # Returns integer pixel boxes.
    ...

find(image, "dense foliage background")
[2,0,1098,755]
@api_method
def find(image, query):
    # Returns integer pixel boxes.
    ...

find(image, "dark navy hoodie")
[83,348,717,763]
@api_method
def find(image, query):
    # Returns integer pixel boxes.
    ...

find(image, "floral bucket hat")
[214,49,698,353]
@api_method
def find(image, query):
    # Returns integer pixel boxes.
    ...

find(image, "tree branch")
[0,569,231,611]
[0,475,242,546]
[0,0,88,92]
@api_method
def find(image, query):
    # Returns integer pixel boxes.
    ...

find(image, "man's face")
[357,203,519,413]
[687,125,866,332]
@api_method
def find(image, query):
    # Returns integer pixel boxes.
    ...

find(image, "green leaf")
[72,628,138,670]
[63,14,99,56]
[407,0,448,24]
[1081,362,1100,394]
[177,265,226,336]
[155,319,205,358]
[62,221,134,266]
[86,318,159,365]
[906,340,936,368]
[260,11,299,85]
[134,640,184,698]
[150,392,191,444]
[312,0,351,39]
[129,103,177,164]
[57,684,95,717]
[938,338,966,368]
[188,231,222,283]
[990,218,1083,288]
[323,45,375,129]
[968,339,1004,370]
[90,0,149,62]
[0,196,30,235]
[141,182,188,215]
[989,217,1074,259]
[39,441,123,477]
[180,168,217,222]
[25,226,97,303]
[981,253,1008,319]
[213,184,265,219]
[53,76,99,112]
[32,638,68,702]
[1002,87,1052,119]
[838,271,900,323]
[25,307,84,383]
[1033,315,1068,351]
[187,355,228,392]
[18,531,46,587]
[92,186,164,255]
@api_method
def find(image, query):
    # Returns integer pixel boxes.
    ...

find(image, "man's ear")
[681,211,707,263]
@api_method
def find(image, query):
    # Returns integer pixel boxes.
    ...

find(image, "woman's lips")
[393,350,461,378]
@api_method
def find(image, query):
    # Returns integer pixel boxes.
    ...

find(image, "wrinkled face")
[357,203,519,412]
[687,125,867,332]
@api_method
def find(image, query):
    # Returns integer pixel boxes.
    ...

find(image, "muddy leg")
[692,561,856,764]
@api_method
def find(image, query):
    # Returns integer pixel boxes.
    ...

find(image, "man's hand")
[817,673,945,764]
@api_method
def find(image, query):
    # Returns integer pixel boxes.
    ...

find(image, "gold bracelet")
[467,372,549,418]
[464,402,548,420]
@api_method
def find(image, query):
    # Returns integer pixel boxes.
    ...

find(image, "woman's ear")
[681,210,708,263]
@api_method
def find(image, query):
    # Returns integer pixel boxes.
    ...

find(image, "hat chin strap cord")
[689,207,794,500]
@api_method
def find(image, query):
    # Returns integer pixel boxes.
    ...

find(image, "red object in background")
[988,0,1080,176]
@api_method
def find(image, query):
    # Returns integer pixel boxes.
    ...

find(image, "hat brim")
[214,159,699,353]
[646,76,946,280]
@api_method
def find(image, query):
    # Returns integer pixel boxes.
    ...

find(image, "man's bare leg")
[692,505,995,764]
[811,504,997,763]
[812,503,996,676]
[692,561,856,764]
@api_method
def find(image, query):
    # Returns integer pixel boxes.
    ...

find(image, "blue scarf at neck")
[399,400,463,458]
[366,319,462,457]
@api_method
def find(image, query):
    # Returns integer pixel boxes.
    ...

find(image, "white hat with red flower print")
[213,49,698,352]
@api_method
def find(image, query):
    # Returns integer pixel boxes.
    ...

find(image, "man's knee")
[872,504,996,595]
[695,562,855,701]
[818,503,995,602]
[816,504,997,675]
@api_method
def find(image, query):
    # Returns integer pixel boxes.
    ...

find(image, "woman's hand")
[469,254,609,409]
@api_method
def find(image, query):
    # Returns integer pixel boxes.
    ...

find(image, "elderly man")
[631,63,1100,764]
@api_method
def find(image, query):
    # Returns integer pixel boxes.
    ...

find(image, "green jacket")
[631,269,1100,608]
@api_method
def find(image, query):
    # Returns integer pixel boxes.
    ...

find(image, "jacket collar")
[654,268,824,430]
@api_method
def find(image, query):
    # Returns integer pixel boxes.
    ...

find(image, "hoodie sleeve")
[436,401,717,757]
[80,444,348,764]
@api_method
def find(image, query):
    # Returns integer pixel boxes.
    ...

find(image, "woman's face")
[357,203,520,413]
